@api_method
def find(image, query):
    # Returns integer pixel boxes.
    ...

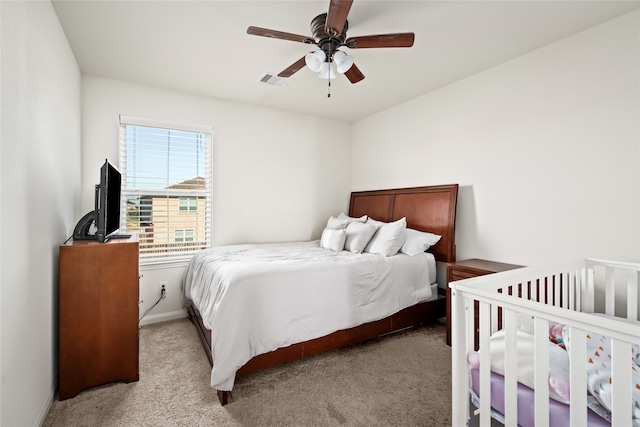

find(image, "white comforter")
[182,240,436,391]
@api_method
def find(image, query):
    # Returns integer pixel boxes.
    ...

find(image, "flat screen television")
[73,159,127,243]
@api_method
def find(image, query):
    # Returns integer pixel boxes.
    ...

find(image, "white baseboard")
[36,380,57,427]
[139,309,188,326]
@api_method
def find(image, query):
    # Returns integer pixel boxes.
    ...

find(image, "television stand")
[58,235,139,400]
[109,233,132,239]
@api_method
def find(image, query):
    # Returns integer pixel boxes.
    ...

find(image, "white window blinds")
[119,116,212,262]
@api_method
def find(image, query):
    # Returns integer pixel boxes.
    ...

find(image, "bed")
[182,184,458,405]
[450,258,640,426]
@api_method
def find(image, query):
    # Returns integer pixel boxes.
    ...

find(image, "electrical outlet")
[158,281,168,299]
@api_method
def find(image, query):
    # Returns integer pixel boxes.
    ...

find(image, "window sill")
[139,257,192,270]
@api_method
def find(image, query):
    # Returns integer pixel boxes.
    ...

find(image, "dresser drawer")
[449,268,489,281]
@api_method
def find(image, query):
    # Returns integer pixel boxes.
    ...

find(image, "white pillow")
[399,228,441,256]
[344,221,377,254]
[320,228,346,252]
[364,217,407,256]
[366,217,384,227]
[337,212,368,224]
[326,216,349,230]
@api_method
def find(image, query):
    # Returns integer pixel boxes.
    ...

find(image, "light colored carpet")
[44,318,452,426]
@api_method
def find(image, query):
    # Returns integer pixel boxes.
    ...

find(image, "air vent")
[259,73,292,87]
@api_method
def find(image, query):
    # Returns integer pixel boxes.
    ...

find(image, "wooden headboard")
[348,184,458,263]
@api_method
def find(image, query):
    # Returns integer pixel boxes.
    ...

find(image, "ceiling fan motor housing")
[311,13,348,60]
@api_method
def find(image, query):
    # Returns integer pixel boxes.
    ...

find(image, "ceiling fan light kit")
[305,49,352,78]
[333,50,354,74]
[305,50,326,73]
[247,0,414,90]
[317,61,337,80]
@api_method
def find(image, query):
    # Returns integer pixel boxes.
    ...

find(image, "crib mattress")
[469,367,610,427]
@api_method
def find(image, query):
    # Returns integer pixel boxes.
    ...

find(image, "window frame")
[118,115,213,265]
[178,197,198,212]
[174,229,195,243]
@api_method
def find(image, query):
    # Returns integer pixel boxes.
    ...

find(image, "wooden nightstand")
[446,259,522,347]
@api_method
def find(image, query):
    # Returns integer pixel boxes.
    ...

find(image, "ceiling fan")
[247,0,415,85]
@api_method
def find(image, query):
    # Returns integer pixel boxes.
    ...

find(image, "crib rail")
[451,258,640,427]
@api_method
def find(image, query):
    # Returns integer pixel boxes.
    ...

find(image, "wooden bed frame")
[186,184,459,405]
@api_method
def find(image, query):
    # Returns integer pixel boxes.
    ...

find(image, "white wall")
[81,76,352,322]
[2,4,637,423]
[0,1,82,426]
[352,10,640,267]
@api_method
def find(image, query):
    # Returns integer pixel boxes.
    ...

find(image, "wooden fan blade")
[325,0,353,37]
[247,26,314,44]
[278,56,307,78]
[344,63,364,84]
[346,33,415,49]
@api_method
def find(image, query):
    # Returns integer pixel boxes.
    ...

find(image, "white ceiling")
[52,0,639,123]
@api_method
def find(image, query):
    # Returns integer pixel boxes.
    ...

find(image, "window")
[175,229,194,242]
[179,197,198,212]
[119,116,212,262]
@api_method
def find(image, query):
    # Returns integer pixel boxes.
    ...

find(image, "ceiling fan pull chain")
[327,46,333,97]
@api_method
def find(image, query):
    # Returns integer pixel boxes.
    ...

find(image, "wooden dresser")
[446,258,522,347]
[59,235,139,400]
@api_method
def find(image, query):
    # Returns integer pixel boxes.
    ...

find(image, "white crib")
[451,258,640,427]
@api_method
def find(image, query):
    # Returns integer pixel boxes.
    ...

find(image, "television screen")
[72,159,123,243]
[97,160,122,242]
